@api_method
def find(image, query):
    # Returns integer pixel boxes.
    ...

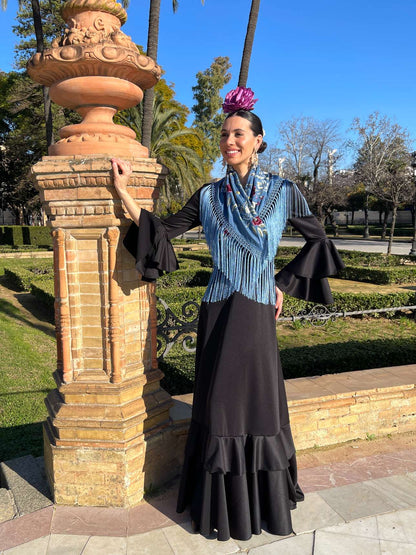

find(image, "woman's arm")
[275,215,344,305]
[111,158,141,225]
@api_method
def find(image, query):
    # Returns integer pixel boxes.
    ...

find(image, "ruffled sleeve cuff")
[122,209,179,282]
[275,238,345,304]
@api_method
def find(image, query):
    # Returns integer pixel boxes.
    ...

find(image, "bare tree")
[351,112,413,252]
[277,116,341,221]
[278,116,312,183]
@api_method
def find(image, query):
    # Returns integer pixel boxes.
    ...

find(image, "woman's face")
[220,116,263,176]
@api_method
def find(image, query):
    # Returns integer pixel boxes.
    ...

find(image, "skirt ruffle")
[177,420,304,542]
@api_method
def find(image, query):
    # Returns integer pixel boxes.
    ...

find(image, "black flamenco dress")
[123,187,344,542]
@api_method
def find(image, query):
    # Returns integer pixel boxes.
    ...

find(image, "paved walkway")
[280,236,413,256]
[183,230,414,256]
[1,445,416,554]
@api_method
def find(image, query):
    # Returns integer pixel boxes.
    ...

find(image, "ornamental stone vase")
[27,0,182,508]
[27,0,161,157]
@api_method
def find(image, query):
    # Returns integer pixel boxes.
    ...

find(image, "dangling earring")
[250,149,259,168]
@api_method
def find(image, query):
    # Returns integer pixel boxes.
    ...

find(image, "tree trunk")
[351,210,354,224]
[238,0,261,87]
[387,205,397,255]
[141,0,161,151]
[31,0,53,148]
[381,208,389,240]
[363,193,369,238]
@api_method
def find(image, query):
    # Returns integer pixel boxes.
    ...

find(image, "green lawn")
[0,252,415,461]
[0,297,55,461]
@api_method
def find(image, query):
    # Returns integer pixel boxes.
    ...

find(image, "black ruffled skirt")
[176,292,304,541]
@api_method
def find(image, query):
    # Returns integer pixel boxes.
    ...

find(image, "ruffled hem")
[275,237,345,304]
[177,420,304,541]
[191,466,304,541]
[123,209,178,282]
[204,426,296,475]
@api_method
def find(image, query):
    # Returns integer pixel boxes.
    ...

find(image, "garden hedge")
[339,265,416,285]
[158,286,416,318]
[0,226,52,248]
[160,335,416,395]
[30,279,55,311]
[345,225,413,237]
[4,262,53,291]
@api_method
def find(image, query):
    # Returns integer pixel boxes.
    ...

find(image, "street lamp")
[410,152,416,257]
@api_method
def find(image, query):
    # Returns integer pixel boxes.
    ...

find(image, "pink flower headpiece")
[222,86,258,114]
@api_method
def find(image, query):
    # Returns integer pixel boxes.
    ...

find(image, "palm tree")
[119,95,205,207]
[141,0,204,151]
[238,0,261,88]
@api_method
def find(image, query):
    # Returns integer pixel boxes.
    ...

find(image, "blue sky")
[1,0,415,168]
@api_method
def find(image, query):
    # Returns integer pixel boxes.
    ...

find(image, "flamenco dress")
[123,169,344,541]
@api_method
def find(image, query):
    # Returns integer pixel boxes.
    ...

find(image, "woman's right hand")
[111,158,132,197]
[111,158,141,225]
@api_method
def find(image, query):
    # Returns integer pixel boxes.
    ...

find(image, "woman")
[112,87,344,542]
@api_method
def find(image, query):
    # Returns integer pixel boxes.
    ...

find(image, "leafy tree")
[119,80,205,212]
[0,70,79,222]
[192,56,231,168]
[141,0,204,150]
[12,0,66,147]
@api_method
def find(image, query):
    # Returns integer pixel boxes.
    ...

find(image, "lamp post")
[410,151,416,256]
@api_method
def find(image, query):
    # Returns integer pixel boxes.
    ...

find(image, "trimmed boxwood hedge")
[157,286,416,318]
[0,226,52,247]
[4,262,54,291]
[31,279,55,310]
[339,265,416,285]
[178,251,213,267]
[346,225,413,237]
[160,335,416,395]
[157,268,212,288]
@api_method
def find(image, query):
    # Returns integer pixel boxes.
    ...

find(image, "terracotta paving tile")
[51,505,128,537]
[0,506,53,551]
[128,489,188,536]
[299,449,416,494]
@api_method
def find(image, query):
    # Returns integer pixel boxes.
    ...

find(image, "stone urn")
[27,0,161,157]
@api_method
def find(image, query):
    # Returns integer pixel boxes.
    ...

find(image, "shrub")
[281,338,416,379]
[156,286,416,318]
[0,226,52,248]
[3,261,54,291]
[339,265,416,285]
[337,250,414,266]
[158,336,416,395]
[31,279,55,311]
[157,268,212,288]
[178,251,213,267]
[346,225,413,237]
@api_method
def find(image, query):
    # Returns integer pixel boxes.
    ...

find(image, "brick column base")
[32,156,178,507]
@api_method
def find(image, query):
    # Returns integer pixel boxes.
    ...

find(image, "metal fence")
[156,297,416,360]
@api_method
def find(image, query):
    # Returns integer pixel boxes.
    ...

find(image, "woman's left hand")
[275,286,283,320]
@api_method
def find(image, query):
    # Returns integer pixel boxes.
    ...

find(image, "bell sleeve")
[123,187,202,282]
[275,214,345,305]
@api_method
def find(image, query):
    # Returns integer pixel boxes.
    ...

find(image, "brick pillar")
[32,155,177,507]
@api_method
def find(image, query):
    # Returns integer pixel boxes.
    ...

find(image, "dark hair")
[224,109,267,153]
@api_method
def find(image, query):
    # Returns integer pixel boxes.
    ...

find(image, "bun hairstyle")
[224,109,268,153]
